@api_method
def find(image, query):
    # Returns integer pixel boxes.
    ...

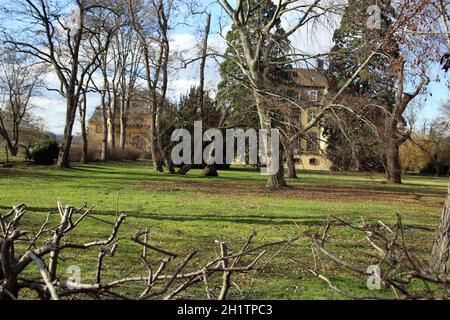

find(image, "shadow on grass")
[0,204,331,227]
[1,163,447,197]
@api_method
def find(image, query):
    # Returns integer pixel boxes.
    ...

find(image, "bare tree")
[78,89,89,163]
[115,26,142,150]
[2,0,119,168]
[129,0,175,173]
[0,51,44,157]
[199,13,219,177]
[383,59,429,184]
[87,6,122,162]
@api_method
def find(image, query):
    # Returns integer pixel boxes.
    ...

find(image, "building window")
[308,110,318,123]
[309,158,319,166]
[306,132,319,152]
[131,136,146,150]
[308,90,318,102]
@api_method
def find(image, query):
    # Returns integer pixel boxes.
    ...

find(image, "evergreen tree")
[328,0,398,102]
[325,0,406,181]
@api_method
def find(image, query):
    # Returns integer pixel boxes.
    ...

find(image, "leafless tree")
[109,15,143,151]
[2,0,119,168]
[0,51,44,157]
[86,5,122,162]
[216,0,337,188]
[128,0,175,173]
[199,13,219,177]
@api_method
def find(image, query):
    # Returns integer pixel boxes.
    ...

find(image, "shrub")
[26,138,60,165]
[111,147,143,161]
[69,143,100,163]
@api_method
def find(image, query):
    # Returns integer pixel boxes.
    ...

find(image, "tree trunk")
[165,157,176,174]
[81,125,88,165]
[119,116,126,150]
[149,117,162,172]
[108,95,116,157]
[5,140,18,157]
[385,122,402,184]
[5,145,9,163]
[430,181,450,274]
[80,92,88,164]
[203,164,218,177]
[266,157,287,189]
[254,92,287,189]
[198,13,211,119]
[100,92,108,162]
[57,93,78,168]
[178,164,192,175]
[285,144,298,179]
[119,96,129,150]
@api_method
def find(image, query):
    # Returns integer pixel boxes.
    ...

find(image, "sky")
[22,0,449,135]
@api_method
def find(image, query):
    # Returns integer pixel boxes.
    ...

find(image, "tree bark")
[385,121,402,184]
[100,91,108,162]
[108,98,116,157]
[266,156,286,189]
[286,146,298,179]
[203,165,218,177]
[80,92,89,164]
[430,181,450,274]
[5,145,9,163]
[5,140,18,157]
[198,14,214,178]
[57,92,78,168]
[178,164,192,175]
[119,95,128,150]
[254,92,287,189]
[199,13,211,120]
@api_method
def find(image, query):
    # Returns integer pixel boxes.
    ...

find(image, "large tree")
[327,0,399,179]
[217,0,298,187]
[129,0,174,173]
[327,0,431,184]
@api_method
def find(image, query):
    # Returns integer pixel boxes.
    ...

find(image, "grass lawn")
[0,161,448,299]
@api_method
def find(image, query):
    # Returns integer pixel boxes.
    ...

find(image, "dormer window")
[308,90,318,102]
[308,110,318,123]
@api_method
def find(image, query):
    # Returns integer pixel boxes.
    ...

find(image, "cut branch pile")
[0,203,297,300]
[308,214,450,300]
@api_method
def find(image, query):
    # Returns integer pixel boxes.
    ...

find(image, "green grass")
[0,162,448,299]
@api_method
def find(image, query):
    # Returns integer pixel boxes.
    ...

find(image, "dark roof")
[289,69,328,88]
[89,103,149,124]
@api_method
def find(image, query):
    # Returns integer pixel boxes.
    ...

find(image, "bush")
[111,147,143,161]
[69,143,100,163]
[26,138,60,165]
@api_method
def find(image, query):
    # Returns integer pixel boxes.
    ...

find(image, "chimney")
[317,59,324,72]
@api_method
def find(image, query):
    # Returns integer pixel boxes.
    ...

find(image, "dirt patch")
[135,180,444,206]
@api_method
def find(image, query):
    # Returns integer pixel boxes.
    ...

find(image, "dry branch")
[0,203,296,300]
